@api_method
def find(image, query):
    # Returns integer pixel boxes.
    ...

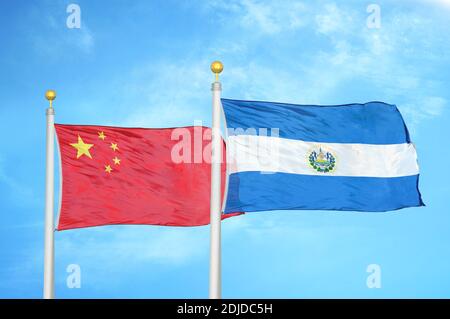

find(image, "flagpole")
[209,61,223,299]
[43,90,56,299]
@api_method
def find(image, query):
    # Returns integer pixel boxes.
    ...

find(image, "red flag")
[55,124,241,230]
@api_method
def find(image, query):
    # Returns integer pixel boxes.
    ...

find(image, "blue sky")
[1,0,450,298]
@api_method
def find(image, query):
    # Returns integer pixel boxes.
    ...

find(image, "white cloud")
[75,27,95,53]
[56,226,209,266]
[402,96,447,129]
[423,0,450,8]
[121,59,212,127]
[54,216,246,267]
[424,97,447,116]
[0,156,37,207]
[113,1,448,134]
[240,0,307,34]
[205,0,308,35]
[50,217,246,292]
[294,3,448,122]
[315,3,353,35]
[30,4,95,56]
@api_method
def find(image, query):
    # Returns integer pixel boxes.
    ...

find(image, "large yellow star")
[70,135,94,159]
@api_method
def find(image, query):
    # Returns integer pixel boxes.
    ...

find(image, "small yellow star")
[110,142,119,152]
[113,157,121,165]
[70,135,93,159]
[98,131,106,140]
[105,164,113,174]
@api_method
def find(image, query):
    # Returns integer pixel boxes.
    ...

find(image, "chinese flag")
[55,124,241,230]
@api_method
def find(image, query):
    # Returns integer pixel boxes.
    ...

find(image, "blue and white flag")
[221,99,424,213]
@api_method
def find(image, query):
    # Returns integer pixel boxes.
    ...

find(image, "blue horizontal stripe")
[222,99,411,144]
[224,172,424,213]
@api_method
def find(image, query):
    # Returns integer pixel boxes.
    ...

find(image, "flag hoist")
[43,89,56,299]
[209,61,223,299]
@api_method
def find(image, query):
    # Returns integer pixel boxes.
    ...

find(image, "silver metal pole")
[43,90,56,299]
[209,62,223,299]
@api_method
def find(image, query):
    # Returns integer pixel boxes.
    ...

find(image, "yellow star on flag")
[113,157,121,165]
[70,135,94,159]
[105,164,113,173]
[111,142,119,152]
[98,131,106,140]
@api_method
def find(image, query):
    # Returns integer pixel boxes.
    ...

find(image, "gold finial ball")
[210,61,223,74]
[45,90,56,101]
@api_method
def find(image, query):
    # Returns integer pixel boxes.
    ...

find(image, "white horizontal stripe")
[227,135,419,177]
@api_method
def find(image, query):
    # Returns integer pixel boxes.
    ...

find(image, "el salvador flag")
[221,99,424,213]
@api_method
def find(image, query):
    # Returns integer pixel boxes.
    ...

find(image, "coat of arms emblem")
[308,147,336,173]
